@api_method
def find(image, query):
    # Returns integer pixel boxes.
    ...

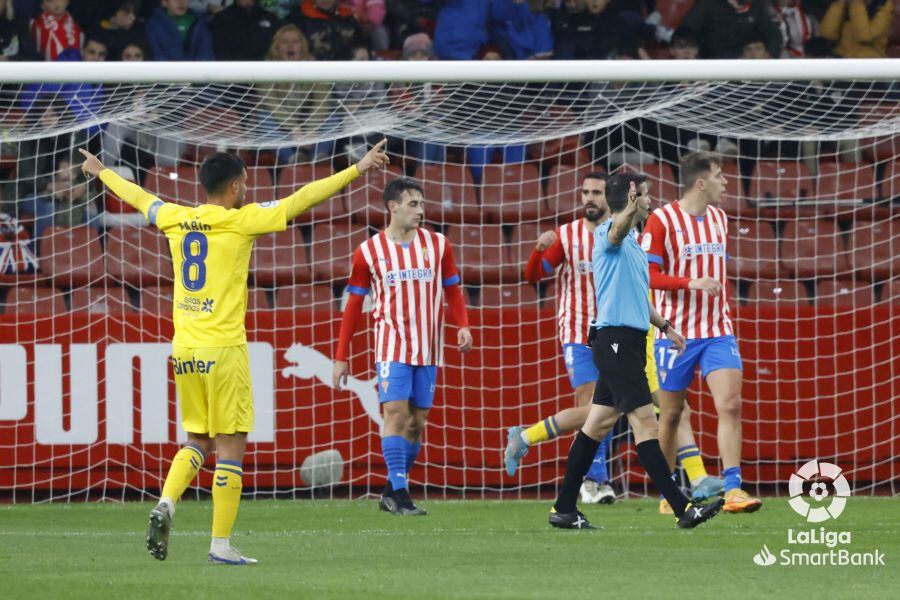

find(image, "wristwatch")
[660,320,672,334]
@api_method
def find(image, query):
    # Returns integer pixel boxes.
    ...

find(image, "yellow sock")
[160,444,205,503]
[524,417,561,446]
[677,445,708,485]
[212,461,243,538]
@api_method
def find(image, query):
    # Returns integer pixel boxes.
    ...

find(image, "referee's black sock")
[553,431,600,514]
[636,439,689,517]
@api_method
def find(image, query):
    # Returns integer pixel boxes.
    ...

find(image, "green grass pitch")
[2,498,897,599]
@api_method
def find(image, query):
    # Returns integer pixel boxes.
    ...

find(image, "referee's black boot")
[549,507,595,529]
[676,497,725,529]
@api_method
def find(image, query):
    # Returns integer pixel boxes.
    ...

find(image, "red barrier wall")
[1,304,897,493]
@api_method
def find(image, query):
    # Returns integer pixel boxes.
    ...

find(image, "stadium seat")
[540,282,558,308]
[38,226,104,288]
[477,284,540,307]
[744,280,810,305]
[417,163,480,224]
[528,136,590,171]
[816,162,877,204]
[881,278,900,304]
[308,224,371,282]
[181,143,217,165]
[718,161,755,218]
[69,285,135,313]
[850,219,900,281]
[748,161,814,205]
[345,165,403,228]
[480,163,543,223]
[103,166,140,214]
[2,285,66,314]
[276,162,349,223]
[728,220,780,280]
[140,286,175,316]
[145,166,203,205]
[545,165,595,222]
[508,223,545,280]
[106,226,173,286]
[447,224,505,284]
[247,287,271,311]
[879,159,900,202]
[245,167,275,204]
[780,219,852,279]
[273,284,336,310]
[251,227,311,286]
[815,279,875,307]
[859,102,900,164]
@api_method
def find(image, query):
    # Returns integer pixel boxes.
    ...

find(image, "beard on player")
[582,202,606,223]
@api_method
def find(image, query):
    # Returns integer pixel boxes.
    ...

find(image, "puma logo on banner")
[282,343,382,428]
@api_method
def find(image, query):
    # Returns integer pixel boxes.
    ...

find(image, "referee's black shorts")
[591,326,653,414]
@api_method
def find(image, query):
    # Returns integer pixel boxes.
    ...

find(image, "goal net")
[0,62,897,502]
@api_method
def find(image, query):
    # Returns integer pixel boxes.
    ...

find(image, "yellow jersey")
[99,165,359,347]
[153,201,285,347]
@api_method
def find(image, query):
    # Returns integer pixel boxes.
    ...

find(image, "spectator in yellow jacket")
[821,0,895,58]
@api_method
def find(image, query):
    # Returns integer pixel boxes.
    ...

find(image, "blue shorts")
[563,343,599,389]
[376,362,438,409]
[654,335,743,392]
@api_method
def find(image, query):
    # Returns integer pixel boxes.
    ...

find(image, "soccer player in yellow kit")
[78,141,389,565]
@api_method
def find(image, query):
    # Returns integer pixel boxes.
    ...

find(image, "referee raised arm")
[548,173,724,530]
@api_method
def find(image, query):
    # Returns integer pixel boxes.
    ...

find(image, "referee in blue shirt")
[549,173,725,530]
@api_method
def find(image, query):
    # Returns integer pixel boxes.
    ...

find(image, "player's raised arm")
[524,230,563,284]
[79,148,165,224]
[282,138,390,220]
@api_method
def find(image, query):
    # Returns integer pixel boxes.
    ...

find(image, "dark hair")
[680,151,721,190]
[868,0,888,18]
[804,36,835,58]
[383,177,424,210]
[742,34,768,51]
[583,171,607,184]
[616,42,643,60]
[605,172,646,214]
[199,152,246,195]
[118,38,149,60]
[109,1,137,17]
[671,27,699,49]
[83,30,109,50]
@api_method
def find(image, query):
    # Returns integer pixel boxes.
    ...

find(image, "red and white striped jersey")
[31,12,83,61]
[347,229,460,366]
[541,219,596,345]
[642,201,733,340]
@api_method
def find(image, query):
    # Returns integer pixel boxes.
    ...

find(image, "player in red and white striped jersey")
[642,151,761,513]
[334,178,472,516]
[504,173,616,503]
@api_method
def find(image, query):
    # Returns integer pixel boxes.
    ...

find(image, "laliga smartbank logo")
[751,460,885,568]
[788,459,850,522]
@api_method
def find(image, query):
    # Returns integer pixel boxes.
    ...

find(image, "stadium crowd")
[2,0,900,64]
[1,0,898,312]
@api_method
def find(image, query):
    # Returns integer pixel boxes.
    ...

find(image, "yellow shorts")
[645,328,659,395]
[172,343,254,437]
